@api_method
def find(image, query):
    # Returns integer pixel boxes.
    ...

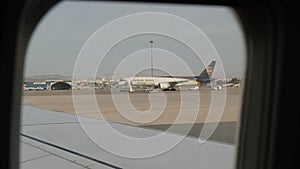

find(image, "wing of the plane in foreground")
[20,106,234,169]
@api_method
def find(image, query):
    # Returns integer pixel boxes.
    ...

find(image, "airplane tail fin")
[196,61,216,83]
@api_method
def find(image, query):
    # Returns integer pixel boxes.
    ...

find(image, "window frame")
[0,0,289,169]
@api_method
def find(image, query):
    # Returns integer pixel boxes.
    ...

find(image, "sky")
[24,1,246,79]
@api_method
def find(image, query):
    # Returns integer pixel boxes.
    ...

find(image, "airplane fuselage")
[122,76,200,91]
[119,61,216,91]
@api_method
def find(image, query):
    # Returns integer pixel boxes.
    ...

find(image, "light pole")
[150,40,153,77]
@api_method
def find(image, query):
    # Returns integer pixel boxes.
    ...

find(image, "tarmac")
[22,87,242,144]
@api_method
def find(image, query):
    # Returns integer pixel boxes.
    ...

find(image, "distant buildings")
[23,82,46,90]
[24,80,71,90]
[22,76,242,91]
[23,78,108,91]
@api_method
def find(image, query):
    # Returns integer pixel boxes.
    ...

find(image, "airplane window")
[20,1,246,168]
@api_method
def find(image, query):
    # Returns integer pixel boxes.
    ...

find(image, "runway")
[22,88,242,144]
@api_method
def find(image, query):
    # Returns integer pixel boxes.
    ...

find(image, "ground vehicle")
[211,85,221,90]
[119,86,130,92]
[189,86,199,90]
[0,1,296,169]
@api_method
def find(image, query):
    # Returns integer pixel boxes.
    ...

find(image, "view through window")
[20,1,246,169]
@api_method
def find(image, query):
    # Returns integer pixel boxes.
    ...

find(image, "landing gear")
[161,88,176,91]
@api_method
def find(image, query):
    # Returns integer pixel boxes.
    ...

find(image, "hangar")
[46,80,72,90]
[50,81,71,90]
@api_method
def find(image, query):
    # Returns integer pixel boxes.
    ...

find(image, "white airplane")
[120,61,216,92]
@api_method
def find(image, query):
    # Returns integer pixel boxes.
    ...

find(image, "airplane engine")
[158,82,171,90]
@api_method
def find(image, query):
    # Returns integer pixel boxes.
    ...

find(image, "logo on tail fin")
[206,66,213,74]
[196,61,216,83]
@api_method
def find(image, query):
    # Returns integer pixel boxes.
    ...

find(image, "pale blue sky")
[24,1,246,78]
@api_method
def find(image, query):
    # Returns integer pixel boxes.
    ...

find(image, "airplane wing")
[159,80,189,88]
[168,81,182,87]
[20,106,235,169]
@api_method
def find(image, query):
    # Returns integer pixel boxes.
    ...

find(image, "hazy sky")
[24,1,246,78]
